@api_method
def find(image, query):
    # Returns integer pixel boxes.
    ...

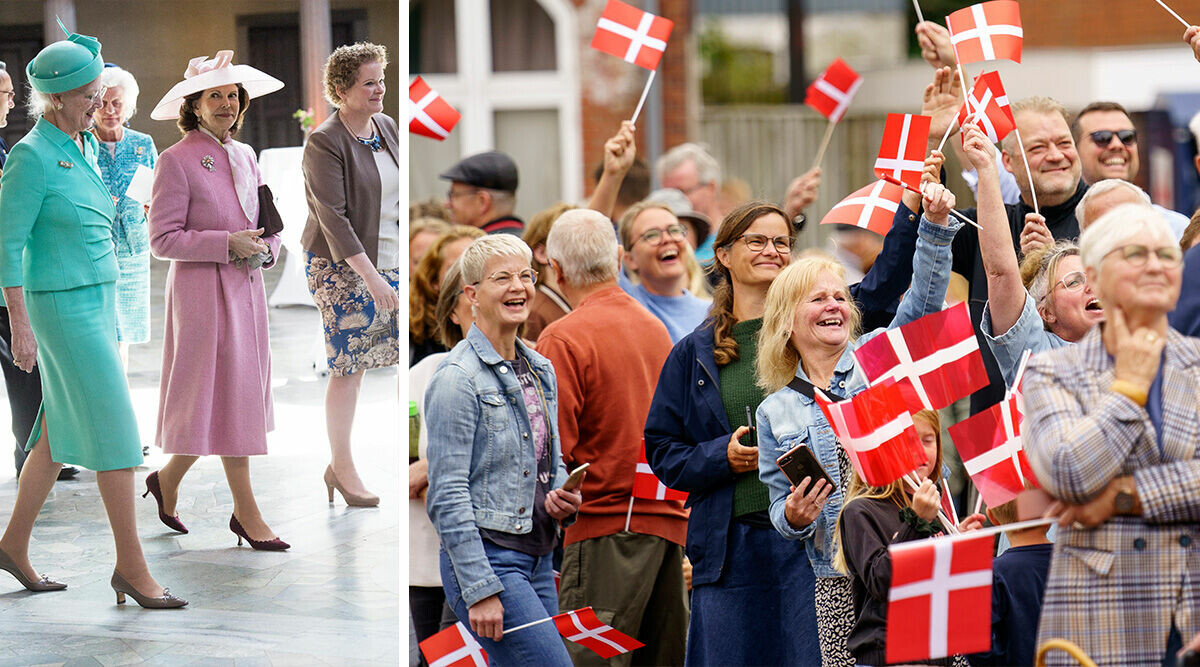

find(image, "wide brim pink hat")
[151,50,283,120]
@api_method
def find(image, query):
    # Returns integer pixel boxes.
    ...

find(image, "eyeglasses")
[447,188,479,200]
[727,233,794,254]
[0,90,14,101]
[635,224,688,247]
[1087,129,1137,147]
[1104,243,1182,268]
[77,85,108,106]
[472,268,539,287]
[1040,270,1086,304]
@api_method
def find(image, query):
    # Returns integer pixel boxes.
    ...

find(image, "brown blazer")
[300,111,399,265]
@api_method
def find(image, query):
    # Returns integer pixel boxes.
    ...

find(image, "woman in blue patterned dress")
[90,65,156,358]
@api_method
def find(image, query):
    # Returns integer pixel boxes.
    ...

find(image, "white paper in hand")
[125,164,155,205]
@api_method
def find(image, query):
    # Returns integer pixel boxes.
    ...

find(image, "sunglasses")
[1087,129,1137,147]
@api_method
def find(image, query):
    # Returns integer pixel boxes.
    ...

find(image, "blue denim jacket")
[425,325,568,607]
[756,215,959,578]
[981,292,1068,386]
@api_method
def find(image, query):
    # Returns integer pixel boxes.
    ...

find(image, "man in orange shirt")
[538,209,688,666]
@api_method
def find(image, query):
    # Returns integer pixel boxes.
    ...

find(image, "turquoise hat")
[26,20,102,95]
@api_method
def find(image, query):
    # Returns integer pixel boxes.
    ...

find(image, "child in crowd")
[969,493,1053,666]
[833,410,985,666]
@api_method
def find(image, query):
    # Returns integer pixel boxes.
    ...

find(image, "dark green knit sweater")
[719,318,771,518]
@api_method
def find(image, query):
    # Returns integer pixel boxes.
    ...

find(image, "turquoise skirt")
[23,281,142,471]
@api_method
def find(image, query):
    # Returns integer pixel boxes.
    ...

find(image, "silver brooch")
[135,146,144,156]
[202,155,215,171]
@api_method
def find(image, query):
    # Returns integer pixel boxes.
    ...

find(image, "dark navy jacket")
[1169,244,1200,337]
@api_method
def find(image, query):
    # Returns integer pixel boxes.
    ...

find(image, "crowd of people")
[410,19,1200,667]
[0,30,399,608]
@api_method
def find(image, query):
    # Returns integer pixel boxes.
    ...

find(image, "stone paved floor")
[0,252,401,666]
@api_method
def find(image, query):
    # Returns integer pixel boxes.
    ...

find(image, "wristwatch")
[1114,480,1136,514]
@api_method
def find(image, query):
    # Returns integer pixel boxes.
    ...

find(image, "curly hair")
[708,201,796,366]
[409,226,485,346]
[176,84,249,136]
[323,42,388,108]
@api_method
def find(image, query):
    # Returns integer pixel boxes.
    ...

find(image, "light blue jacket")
[756,215,959,578]
[981,292,1068,386]
[425,324,569,607]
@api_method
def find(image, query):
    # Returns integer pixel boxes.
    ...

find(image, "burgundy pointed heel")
[229,515,290,551]
[143,471,188,534]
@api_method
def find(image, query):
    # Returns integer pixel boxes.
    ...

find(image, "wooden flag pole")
[941,478,960,526]
[812,118,837,171]
[912,0,926,23]
[973,492,984,517]
[1155,0,1191,27]
[936,117,957,153]
[630,69,656,125]
[1012,128,1040,214]
[880,175,984,230]
[624,497,635,533]
[505,615,556,634]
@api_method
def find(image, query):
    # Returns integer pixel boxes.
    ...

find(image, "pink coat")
[148,130,281,456]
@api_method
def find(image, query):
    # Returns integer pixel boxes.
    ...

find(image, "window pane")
[494,109,560,220]
[490,0,556,72]
[411,0,457,74]
[410,130,462,215]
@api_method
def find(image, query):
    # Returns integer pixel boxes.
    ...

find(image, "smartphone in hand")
[776,443,835,491]
[562,462,590,492]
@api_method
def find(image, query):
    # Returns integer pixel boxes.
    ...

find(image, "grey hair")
[26,89,53,120]
[1074,179,1150,229]
[655,142,721,187]
[99,66,139,121]
[545,209,620,287]
[458,234,533,285]
[1079,203,1173,281]
[1026,240,1080,308]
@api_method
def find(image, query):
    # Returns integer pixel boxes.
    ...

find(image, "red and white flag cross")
[804,57,863,123]
[874,113,931,192]
[886,532,994,663]
[958,71,1015,144]
[950,393,1039,508]
[590,0,674,71]
[815,381,927,488]
[632,439,688,502]
[553,607,645,659]
[852,302,990,413]
[409,76,461,141]
[419,622,489,667]
[946,0,1023,65]
[819,179,904,236]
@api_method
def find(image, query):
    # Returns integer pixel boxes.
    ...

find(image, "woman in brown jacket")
[301,42,399,507]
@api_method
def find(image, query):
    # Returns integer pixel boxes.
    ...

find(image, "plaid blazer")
[1024,327,1200,666]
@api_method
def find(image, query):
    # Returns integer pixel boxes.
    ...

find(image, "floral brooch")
[135,146,145,156]
[202,155,215,172]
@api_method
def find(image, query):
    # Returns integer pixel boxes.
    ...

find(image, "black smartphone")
[776,443,835,492]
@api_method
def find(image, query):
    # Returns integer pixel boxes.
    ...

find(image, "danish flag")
[409,77,461,141]
[957,71,1015,144]
[632,439,688,502]
[805,58,863,123]
[946,1,1023,65]
[950,393,1038,508]
[419,622,489,667]
[874,113,931,191]
[853,302,990,413]
[814,380,926,487]
[886,532,994,663]
[819,180,904,236]
[591,0,674,71]
[553,607,645,658]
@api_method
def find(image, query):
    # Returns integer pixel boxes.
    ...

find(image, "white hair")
[458,235,533,285]
[1079,203,1173,281]
[1075,179,1151,229]
[545,209,619,287]
[26,89,53,120]
[655,142,721,187]
[99,66,140,121]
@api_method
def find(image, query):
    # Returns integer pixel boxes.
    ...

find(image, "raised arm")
[587,121,636,220]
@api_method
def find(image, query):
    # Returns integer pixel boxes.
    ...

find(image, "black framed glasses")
[1087,129,1137,147]
[728,233,794,254]
[1104,244,1182,268]
[635,224,688,246]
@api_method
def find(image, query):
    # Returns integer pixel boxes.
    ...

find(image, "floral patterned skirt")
[304,251,399,376]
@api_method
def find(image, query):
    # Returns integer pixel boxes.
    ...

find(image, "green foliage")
[699,23,786,105]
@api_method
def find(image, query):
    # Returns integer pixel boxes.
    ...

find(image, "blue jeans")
[686,522,822,666]
[440,542,572,667]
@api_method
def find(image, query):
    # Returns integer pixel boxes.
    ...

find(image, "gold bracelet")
[1110,379,1148,406]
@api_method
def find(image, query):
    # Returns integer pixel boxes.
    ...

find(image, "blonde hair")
[523,202,577,275]
[832,409,943,574]
[756,257,862,394]
[409,226,485,345]
[1001,96,1071,155]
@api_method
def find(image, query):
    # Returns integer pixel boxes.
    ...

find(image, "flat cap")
[439,151,518,192]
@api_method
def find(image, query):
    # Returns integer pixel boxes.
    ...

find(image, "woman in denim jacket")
[425,235,582,667]
[754,177,962,666]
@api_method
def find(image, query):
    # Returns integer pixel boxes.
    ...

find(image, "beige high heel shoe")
[111,570,187,609]
[0,547,66,592]
[324,465,379,507]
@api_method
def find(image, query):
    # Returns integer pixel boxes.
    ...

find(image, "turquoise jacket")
[0,118,118,294]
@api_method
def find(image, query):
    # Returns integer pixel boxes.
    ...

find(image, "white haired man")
[538,209,688,666]
[657,143,722,262]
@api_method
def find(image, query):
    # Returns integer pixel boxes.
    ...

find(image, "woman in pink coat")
[144,51,289,550]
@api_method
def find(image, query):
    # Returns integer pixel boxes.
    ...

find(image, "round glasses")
[1104,244,1183,268]
[727,233,794,254]
[472,268,539,288]
[635,224,688,247]
[1040,270,1086,304]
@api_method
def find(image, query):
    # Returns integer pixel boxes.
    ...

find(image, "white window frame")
[419,0,583,205]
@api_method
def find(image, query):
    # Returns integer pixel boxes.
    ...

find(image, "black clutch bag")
[257,184,285,237]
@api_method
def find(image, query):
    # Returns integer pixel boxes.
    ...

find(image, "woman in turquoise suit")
[0,28,185,608]
[91,64,157,355]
